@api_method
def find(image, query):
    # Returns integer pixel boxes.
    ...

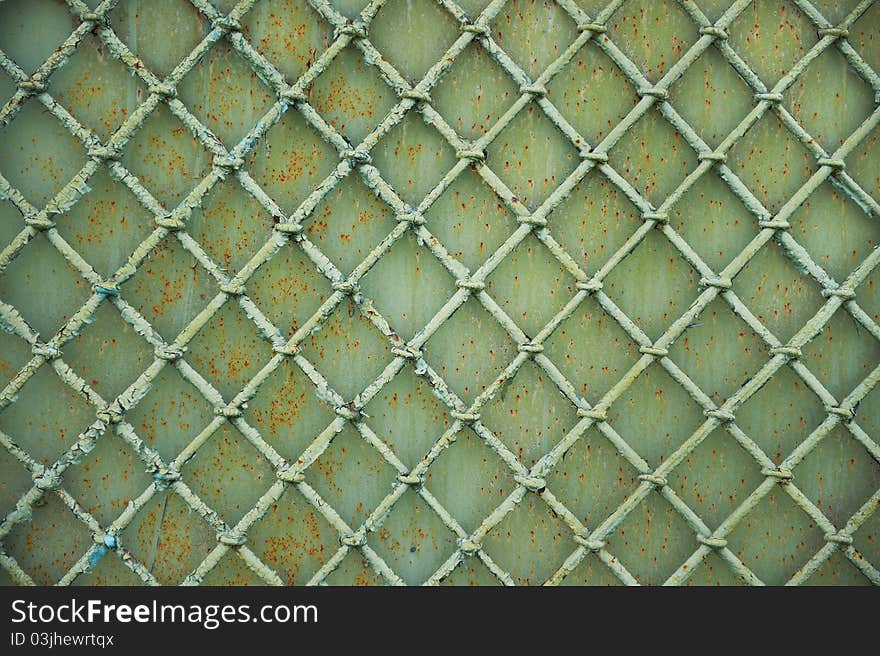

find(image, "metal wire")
[0,0,878,585]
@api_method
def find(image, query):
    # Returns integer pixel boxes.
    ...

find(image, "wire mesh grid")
[0,0,879,585]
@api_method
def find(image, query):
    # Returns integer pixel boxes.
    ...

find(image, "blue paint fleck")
[102,533,117,549]
[88,545,108,568]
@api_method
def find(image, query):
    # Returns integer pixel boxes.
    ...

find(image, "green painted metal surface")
[0,0,879,586]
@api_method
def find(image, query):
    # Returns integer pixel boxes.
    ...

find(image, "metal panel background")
[0,0,879,586]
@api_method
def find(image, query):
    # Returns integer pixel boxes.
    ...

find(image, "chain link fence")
[0,0,879,585]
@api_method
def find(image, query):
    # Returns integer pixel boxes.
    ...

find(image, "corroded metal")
[0,0,879,586]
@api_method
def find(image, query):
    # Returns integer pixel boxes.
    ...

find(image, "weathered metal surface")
[0,0,879,587]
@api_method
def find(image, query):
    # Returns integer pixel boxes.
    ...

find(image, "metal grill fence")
[0,0,879,585]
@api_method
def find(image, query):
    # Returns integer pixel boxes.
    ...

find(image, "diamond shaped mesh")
[0,0,879,586]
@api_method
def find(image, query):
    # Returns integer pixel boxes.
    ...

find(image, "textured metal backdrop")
[0,0,879,586]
